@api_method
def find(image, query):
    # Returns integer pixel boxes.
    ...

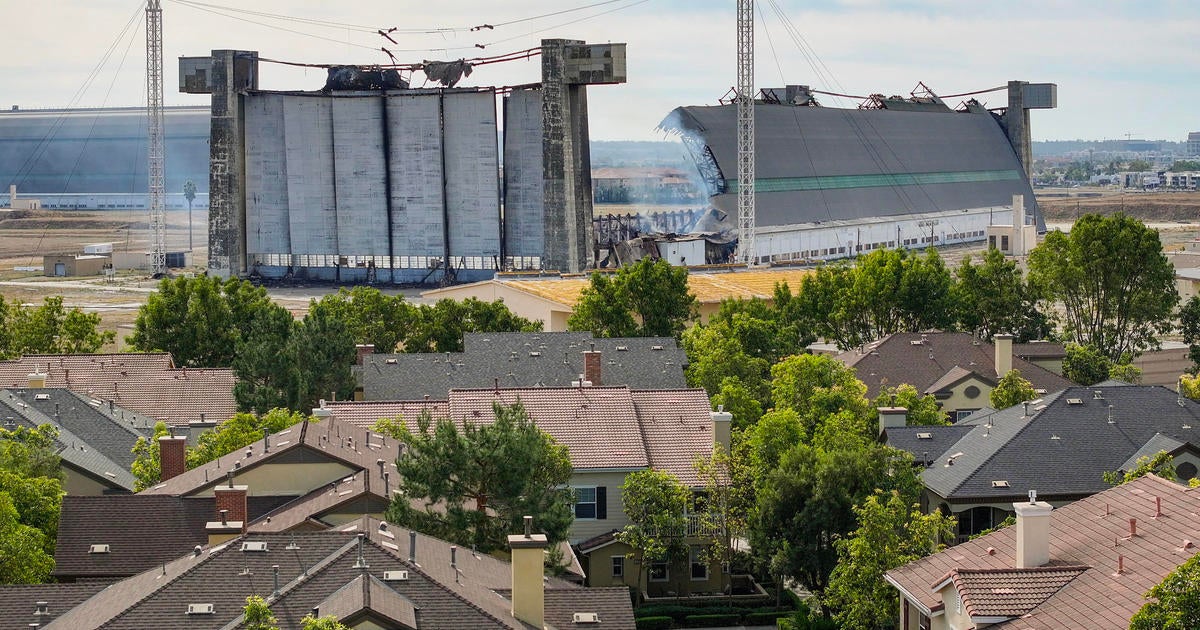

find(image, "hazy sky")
[2,0,1196,142]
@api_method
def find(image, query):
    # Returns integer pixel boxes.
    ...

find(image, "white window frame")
[573,487,597,520]
[611,555,624,578]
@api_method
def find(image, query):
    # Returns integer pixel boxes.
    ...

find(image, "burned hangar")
[182,39,625,283]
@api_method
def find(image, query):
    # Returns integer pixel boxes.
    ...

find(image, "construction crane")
[736,0,756,265]
[146,0,167,275]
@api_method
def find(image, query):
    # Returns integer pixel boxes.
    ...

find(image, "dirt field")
[4,194,1199,353]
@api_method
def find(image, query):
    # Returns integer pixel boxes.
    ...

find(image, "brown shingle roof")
[0,353,237,425]
[886,475,1200,628]
[838,332,1073,399]
[0,582,111,630]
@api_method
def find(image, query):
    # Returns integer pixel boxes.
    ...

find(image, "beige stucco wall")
[190,461,357,497]
[1023,357,1064,375]
[582,537,725,596]
[62,466,117,496]
[422,282,566,331]
[937,376,993,417]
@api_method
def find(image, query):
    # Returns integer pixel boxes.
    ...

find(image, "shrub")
[745,610,793,625]
[635,616,673,630]
[684,614,742,627]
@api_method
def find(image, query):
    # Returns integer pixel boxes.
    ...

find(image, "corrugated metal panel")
[502,89,544,258]
[667,104,1041,229]
[386,94,445,259]
[332,97,387,255]
[284,96,338,255]
[443,91,501,265]
[244,94,290,255]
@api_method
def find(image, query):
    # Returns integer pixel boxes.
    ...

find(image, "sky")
[1,0,1196,142]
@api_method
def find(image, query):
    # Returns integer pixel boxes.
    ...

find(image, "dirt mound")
[1039,192,1200,221]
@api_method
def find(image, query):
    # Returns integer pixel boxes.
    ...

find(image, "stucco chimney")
[158,435,188,481]
[508,516,546,628]
[583,348,602,386]
[711,406,732,452]
[994,334,1014,378]
[877,406,908,437]
[27,372,47,388]
[1014,493,1053,568]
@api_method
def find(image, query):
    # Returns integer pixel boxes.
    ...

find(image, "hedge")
[745,610,794,625]
[635,616,673,630]
[683,613,742,627]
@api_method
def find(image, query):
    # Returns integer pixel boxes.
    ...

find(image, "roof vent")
[916,432,933,440]
[1093,390,1103,399]
[573,612,601,624]
[88,544,110,554]
[651,345,664,351]
[910,340,924,346]
[241,541,269,552]
[1066,398,1084,405]
[992,480,1011,488]
[34,393,50,401]
[615,345,629,351]
[383,570,409,581]
[186,603,215,615]
[384,358,398,364]
[34,602,48,616]
[529,351,541,357]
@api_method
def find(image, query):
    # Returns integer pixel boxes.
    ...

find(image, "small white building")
[986,194,1038,256]
[7,184,40,210]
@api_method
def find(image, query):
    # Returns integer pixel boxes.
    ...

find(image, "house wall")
[1022,357,1063,375]
[62,466,118,496]
[581,538,725,597]
[568,470,631,543]
[422,282,564,331]
[938,376,993,419]
[936,583,972,629]
[189,461,357,497]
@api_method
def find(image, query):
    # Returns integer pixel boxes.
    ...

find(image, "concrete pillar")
[207,50,258,278]
[1014,498,1053,568]
[994,334,1014,378]
[541,39,591,274]
[1005,80,1032,182]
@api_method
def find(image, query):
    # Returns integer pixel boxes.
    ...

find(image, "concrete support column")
[541,39,591,274]
[207,50,258,278]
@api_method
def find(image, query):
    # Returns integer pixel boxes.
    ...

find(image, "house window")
[611,556,624,578]
[649,561,668,582]
[690,547,708,580]
[918,612,931,630]
[954,409,978,423]
[574,487,597,519]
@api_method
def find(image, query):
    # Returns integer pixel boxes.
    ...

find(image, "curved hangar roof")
[662,103,1041,229]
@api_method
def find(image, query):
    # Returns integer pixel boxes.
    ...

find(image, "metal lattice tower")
[736,0,756,264]
[146,0,167,275]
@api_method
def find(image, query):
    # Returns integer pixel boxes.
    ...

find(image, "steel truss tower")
[146,0,167,275]
[736,0,756,264]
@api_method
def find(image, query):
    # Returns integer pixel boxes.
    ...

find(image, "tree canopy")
[1028,214,1178,360]
[377,403,574,553]
[0,295,114,359]
[0,424,63,583]
[990,369,1038,409]
[952,247,1048,342]
[129,275,276,367]
[1129,552,1200,630]
[569,257,698,338]
[616,467,691,595]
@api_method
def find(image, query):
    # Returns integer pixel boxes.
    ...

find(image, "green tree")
[378,403,574,553]
[1127,159,1153,173]
[769,354,872,443]
[308,286,418,353]
[616,468,690,596]
[187,409,306,468]
[1109,362,1144,384]
[682,323,769,403]
[1028,214,1178,360]
[1062,343,1113,386]
[1182,374,1200,401]
[1129,552,1200,630]
[0,470,63,555]
[873,384,948,426]
[0,492,55,584]
[231,305,296,414]
[751,443,921,595]
[569,258,698,338]
[1178,296,1200,373]
[952,247,1049,342]
[233,306,355,414]
[990,369,1038,409]
[2,296,114,359]
[1103,451,1176,486]
[795,248,955,351]
[129,275,276,367]
[0,425,63,481]
[711,377,764,431]
[405,298,540,353]
[242,595,279,630]
[130,422,170,492]
[824,490,955,630]
[693,444,753,598]
[1171,160,1200,172]
[301,614,350,630]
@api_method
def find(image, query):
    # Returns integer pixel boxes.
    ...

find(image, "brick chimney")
[1014,492,1053,568]
[158,435,188,482]
[711,406,732,452]
[508,516,547,628]
[355,344,375,365]
[583,348,602,386]
[214,475,249,532]
[994,333,1014,378]
[877,406,908,437]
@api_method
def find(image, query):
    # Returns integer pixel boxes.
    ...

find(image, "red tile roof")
[631,390,714,487]
[887,475,1200,628]
[0,353,237,425]
[932,566,1088,618]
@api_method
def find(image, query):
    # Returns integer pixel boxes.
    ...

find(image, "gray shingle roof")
[837,332,1074,400]
[920,386,1200,502]
[884,425,975,466]
[363,332,687,400]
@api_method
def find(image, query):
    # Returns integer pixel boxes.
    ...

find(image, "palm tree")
[183,180,197,251]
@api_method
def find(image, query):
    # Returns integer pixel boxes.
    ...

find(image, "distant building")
[1188,131,1200,156]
